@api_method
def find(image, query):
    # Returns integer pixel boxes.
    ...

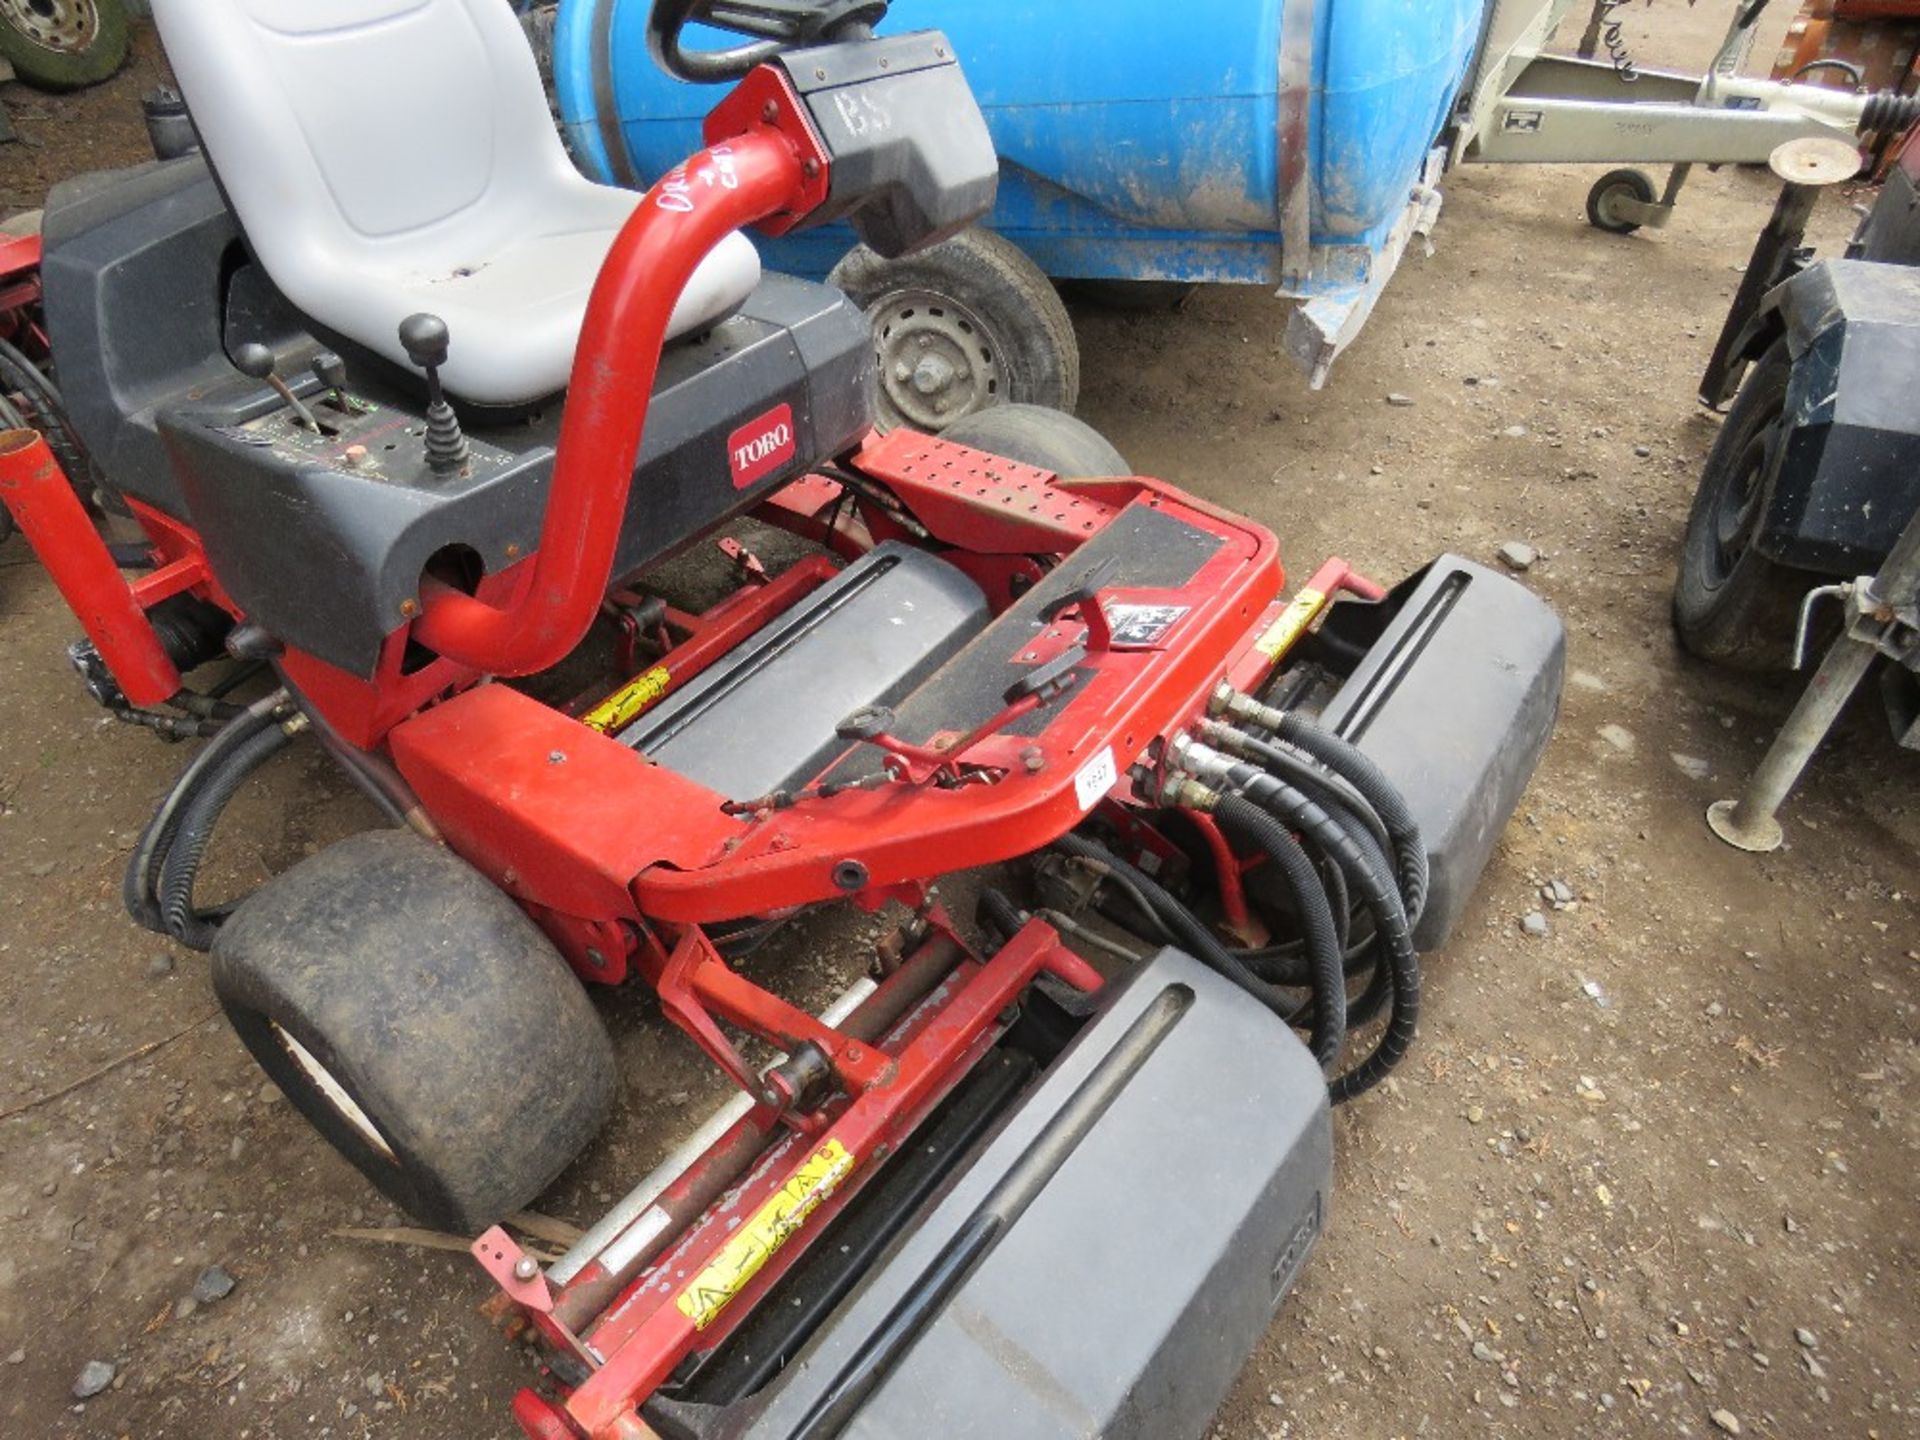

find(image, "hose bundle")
[125,690,297,951]
[1051,702,1425,1104]
[124,673,439,951]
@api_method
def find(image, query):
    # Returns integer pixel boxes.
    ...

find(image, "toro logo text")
[727,404,796,490]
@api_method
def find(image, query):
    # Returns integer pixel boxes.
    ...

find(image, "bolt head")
[512,1256,539,1281]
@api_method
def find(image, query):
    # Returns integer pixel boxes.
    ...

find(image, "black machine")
[1680,129,1920,853]
[1682,129,1920,688]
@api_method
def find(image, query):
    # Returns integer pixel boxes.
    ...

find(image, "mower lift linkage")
[480,916,1099,1440]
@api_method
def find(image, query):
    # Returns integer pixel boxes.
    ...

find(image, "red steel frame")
[482,918,1095,1440]
[0,66,1390,1440]
[0,230,46,360]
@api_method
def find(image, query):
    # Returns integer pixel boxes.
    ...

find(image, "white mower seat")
[150,0,761,407]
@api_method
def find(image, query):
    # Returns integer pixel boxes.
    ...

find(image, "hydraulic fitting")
[1211,683,1286,733]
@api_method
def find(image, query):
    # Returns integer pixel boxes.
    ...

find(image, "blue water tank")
[553,0,1484,285]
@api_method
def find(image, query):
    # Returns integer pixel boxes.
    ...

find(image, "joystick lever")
[310,351,369,416]
[233,342,321,432]
[399,313,470,475]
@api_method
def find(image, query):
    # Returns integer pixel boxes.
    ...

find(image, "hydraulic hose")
[124,689,289,934]
[1051,832,1303,1022]
[1234,708,1428,927]
[1212,793,1345,1067]
[157,720,295,950]
[1207,721,1393,866]
[978,887,1026,951]
[1226,765,1420,1103]
[0,335,94,491]
[269,662,440,839]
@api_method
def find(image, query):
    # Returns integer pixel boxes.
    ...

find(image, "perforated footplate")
[819,504,1223,783]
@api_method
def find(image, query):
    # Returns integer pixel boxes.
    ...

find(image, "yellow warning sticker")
[581,665,673,734]
[675,1138,857,1332]
[1253,587,1328,662]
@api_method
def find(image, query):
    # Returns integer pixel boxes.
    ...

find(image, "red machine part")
[391,473,1284,929]
[506,920,1083,1440]
[412,72,832,678]
[0,430,182,705]
[0,230,46,360]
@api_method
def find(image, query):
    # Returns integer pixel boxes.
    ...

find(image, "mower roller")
[0,2,1564,1437]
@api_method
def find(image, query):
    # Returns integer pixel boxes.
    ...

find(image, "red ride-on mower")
[1,2,1564,1436]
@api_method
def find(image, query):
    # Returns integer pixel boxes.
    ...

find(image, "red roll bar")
[413,89,828,677]
[0,428,183,706]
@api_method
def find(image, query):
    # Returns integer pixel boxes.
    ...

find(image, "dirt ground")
[2,4,1916,1438]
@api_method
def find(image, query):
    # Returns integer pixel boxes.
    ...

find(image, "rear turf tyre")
[1673,344,1819,671]
[0,0,129,91]
[938,402,1129,479]
[830,227,1080,430]
[211,830,616,1233]
[1586,168,1656,234]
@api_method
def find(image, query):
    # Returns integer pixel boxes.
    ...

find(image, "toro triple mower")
[0,2,1563,1437]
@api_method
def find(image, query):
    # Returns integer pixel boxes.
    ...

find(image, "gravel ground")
[1,4,1915,1438]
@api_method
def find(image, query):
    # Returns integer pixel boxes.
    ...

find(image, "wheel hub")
[870,288,1001,430]
[1,0,99,52]
[1597,184,1633,230]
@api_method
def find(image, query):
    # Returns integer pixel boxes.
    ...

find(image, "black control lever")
[398,314,470,475]
[233,342,321,432]
[1036,556,1115,649]
[310,351,369,416]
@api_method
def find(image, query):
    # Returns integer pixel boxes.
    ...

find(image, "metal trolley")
[1456,0,1920,234]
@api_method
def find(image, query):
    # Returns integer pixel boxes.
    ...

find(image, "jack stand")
[1709,507,1920,852]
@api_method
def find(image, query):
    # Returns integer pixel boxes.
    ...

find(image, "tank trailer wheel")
[0,0,128,91]
[211,831,616,1233]
[1585,168,1657,234]
[830,227,1080,430]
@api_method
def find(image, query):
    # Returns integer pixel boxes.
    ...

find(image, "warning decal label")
[674,1139,857,1331]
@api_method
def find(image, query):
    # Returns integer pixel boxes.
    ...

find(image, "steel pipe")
[0,428,182,705]
[412,126,810,676]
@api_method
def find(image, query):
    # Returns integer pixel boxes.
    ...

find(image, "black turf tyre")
[0,0,129,91]
[938,402,1129,479]
[1586,168,1657,234]
[829,227,1080,430]
[1673,344,1819,671]
[211,830,616,1232]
